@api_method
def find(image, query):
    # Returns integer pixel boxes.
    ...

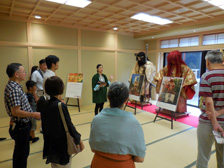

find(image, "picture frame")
[156,77,183,111]
[65,73,84,98]
[129,74,145,101]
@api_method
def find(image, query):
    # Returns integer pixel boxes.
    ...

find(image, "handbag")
[58,102,80,156]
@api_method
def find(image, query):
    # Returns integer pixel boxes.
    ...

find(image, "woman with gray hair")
[89,82,146,168]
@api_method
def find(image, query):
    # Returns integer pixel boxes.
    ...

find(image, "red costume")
[154,50,197,113]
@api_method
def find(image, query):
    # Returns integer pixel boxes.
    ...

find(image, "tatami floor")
[0,102,217,168]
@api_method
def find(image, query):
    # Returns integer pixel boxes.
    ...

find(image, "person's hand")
[206,111,212,120]
[213,123,224,137]
[58,95,65,103]
[79,140,85,152]
[206,110,222,119]
[32,112,41,120]
[216,110,222,118]
[109,75,114,82]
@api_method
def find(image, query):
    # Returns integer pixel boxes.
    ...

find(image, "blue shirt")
[89,108,146,157]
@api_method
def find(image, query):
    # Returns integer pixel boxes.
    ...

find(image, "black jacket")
[41,97,81,165]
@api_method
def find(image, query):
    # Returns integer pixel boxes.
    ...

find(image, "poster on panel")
[156,77,183,111]
[129,74,145,101]
[65,73,84,98]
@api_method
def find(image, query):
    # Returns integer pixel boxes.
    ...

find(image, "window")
[161,39,178,48]
[179,36,199,47]
[203,33,224,45]
[161,36,199,48]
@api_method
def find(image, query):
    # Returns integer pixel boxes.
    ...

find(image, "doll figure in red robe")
[154,50,197,113]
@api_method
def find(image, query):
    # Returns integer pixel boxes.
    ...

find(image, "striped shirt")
[4,81,32,123]
[199,69,224,126]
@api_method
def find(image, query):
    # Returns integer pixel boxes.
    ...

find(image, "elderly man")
[4,63,40,168]
[197,50,224,168]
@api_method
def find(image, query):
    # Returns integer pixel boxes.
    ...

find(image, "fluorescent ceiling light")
[65,0,91,8]
[34,15,41,19]
[131,13,173,25]
[113,27,118,30]
[45,0,91,8]
[203,0,224,9]
[46,0,66,4]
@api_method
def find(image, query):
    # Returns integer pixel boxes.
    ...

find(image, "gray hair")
[108,82,129,108]
[205,50,223,64]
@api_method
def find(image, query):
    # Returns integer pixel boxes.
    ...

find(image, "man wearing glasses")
[4,63,40,168]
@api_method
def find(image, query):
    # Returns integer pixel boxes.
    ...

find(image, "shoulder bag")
[58,102,80,156]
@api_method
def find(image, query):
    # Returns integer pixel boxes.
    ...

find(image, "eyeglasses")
[17,71,26,74]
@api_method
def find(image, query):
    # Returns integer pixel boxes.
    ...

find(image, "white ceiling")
[0,0,224,39]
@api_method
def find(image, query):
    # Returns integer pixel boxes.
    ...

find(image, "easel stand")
[66,98,80,112]
[153,108,190,129]
[124,99,152,115]
[124,99,138,115]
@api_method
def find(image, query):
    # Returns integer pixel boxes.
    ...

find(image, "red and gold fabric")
[154,64,197,113]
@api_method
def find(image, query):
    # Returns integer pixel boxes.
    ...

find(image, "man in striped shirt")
[197,50,224,168]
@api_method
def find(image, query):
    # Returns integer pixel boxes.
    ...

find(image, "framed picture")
[156,77,183,111]
[129,74,145,101]
[67,73,83,83]
[65,73,84,98]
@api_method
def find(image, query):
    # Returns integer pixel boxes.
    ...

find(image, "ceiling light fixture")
[131,13,173,25]
[113,27,118,31]
[65,0,91,8]
[46,0,91,8]
[203,0,224,10]
[34,15,41,19]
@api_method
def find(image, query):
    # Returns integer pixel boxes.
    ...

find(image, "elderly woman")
[89,82,146,168]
